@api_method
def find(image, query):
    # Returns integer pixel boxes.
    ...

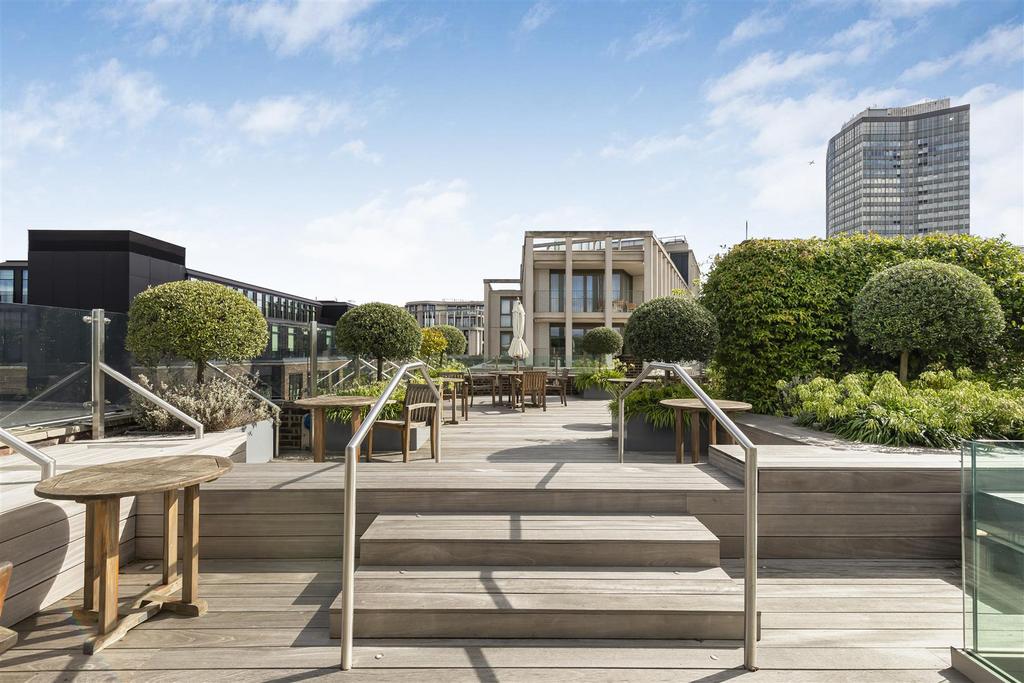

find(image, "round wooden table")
[35,455,232,654]
[658,398,753,464]
[294,395,378,463]
[434,376,468,424]
[493,371,524,407]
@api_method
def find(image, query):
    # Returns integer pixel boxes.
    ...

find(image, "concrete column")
[523,237,535,355]
[564,237,573,367]
[643,236,654,304]
[604,235,613,328]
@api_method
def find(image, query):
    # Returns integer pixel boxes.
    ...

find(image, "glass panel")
[962,440,1024,683]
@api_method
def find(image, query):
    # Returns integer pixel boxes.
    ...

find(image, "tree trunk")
[899,350,909,383]
[376,356,384,381]
[196,361,205,384]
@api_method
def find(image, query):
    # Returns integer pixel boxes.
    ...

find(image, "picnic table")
[35,455,232,654]
[658,398,753,464]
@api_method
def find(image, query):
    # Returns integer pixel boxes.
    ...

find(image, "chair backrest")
[522,370,547,392]
[405,383,436,423]
[440,371,464,379]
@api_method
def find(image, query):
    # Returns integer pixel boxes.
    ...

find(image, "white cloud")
[869,0,958,18]
[720,8,784,49]
[828,18,896,63]
[600,133,692,163]
[335,138,382,164]
[1,59,166,159]
[103,0,218,55]
[959,85,1024,242]
[706,51,841,102]
[228,0,381,61]
[518,2,555,33]
[228,95,356,142]
[610,19,690,59]
[901,22,1024,80]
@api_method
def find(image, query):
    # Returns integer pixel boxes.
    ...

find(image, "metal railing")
[0,426,57,480]
[616,361,759,671]
[339,361,441,671]
[206,362,280,457]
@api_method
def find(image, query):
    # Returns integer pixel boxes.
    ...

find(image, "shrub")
[777,369,1024,449]
[701,234,1024,412]
[132,374,276,432]
[611,382,699,429]
[574,358,626,393]
[127,280,268,382]
[853,260,1005,381]
[579,326,623,357]
[336,303,422,380]
[435,325,467,357]
[419,327,448,362]
[325,380,405,423]
[623,296,719,364]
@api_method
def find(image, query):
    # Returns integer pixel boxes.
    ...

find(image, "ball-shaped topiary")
[435,324,467,357]
[579,326,623,357]
[127,280,269,382]
[852,259,1005,382]
[336,303,422,380]
[623,296,719,363]
[419,327,448,361]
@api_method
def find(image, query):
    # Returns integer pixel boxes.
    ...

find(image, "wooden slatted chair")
[367,383,438,463]
[440,371,469,421]
[465,370,496,407]
[546,368,568,407]
[520,370,548,412]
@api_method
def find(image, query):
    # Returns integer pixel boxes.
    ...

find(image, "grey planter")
[581,386,614,400]
[325,420,430,453]
[623,415,711,455]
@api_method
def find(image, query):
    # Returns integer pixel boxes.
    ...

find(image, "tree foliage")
[419,327,448,361]
[853,260,1005,380]
[127,280,268,382]
[335,303,421,380]
[435,324,467,357]
[578,326,623,356]
[700,234,1024,411]
[623,296,719,363]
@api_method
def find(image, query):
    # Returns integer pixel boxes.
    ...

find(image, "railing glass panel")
[962,440,1024,683]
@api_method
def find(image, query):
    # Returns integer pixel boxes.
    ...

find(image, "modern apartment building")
[2,230,355,399]
[405,300,485,356]
[826,98,970,238]
[483,231,694,366]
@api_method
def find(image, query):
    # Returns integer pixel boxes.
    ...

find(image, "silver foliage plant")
[132,374,276,432]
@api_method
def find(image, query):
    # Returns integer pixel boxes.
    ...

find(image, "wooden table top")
[293,395,378,409]
[659,398,753,412]
[35,455,232,501]
[434,376,465,383]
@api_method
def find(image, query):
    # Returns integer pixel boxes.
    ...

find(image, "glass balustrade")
[961,440,1024,683]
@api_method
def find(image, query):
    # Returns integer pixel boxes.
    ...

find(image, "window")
[271,325,279,353]
[549,325,565,363]
[499,297,515,327]
[21,271,27,302]
[0,270,13,303]
[499,331,513,355]
[548,272,565,312]
[288,373,304,401]
[572,273,603,312]
[287,327,296,353]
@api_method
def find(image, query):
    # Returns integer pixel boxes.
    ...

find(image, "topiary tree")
[336,303,422,380]
[435,324,467,358]
[853,259,1005,382]
[579,326,623,361]
[127,280,269,383]
[419,327,448,363]
[623,296,719,364]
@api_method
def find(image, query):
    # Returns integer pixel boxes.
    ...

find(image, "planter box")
[623,415,711,454]
[242,419,275,463]
[580,386,614,400]
[325,420,430,453]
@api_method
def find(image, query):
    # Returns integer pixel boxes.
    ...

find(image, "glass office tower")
[826,99,969,238]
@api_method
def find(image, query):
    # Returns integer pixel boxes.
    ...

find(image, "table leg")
[462,385,468,421]
[74,502,100,623]
[674,408,684,464]
[709,415,718,447]
[312,408,326,463]
[352,409,364,463]
[163,490,179,585]
[690,410,701,464]
[448,389,458,425]
[83,499,121,653]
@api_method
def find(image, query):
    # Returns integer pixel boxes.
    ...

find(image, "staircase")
[329,513,758,640]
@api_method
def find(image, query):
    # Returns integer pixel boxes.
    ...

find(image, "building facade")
[826,99,969,238]
[4,229,354,400]
[405,300,485,356]
[483,231,694,366]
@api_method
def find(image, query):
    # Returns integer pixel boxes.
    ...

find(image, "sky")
[1,0,1022,305]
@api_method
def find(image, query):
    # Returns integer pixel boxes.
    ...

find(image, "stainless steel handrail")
[0,426,57,480]
[616,361,759,671]
[339,361,441,671]
[206,362,281,457]
[100,362,204,439]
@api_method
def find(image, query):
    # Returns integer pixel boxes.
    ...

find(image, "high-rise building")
[826,98,969,238]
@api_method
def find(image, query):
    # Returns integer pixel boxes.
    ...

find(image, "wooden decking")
[3,558,968,681]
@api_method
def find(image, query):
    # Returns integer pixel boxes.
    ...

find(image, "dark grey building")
[826,99,969,238]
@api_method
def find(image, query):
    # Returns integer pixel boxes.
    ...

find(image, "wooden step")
[330,566,757,640]
[359,514,721,567]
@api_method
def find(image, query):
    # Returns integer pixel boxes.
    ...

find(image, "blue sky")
[2,0,1022,304]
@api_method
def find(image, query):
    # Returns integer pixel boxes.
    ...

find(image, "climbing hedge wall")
[700,234,1024,412]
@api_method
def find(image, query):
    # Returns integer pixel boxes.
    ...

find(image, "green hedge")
[700,234,1024,412]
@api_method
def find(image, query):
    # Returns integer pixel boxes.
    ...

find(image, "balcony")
[533,291,643,314]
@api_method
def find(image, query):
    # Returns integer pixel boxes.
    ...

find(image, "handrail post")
[86,308,106,440]
[744,444,759,671]
[309,319,319,398]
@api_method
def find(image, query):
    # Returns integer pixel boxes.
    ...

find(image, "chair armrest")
[405,402,437,411]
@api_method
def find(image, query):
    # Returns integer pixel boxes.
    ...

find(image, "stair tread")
[333,591,746,612]
[363,513,717,543]
[354,566,735,580]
